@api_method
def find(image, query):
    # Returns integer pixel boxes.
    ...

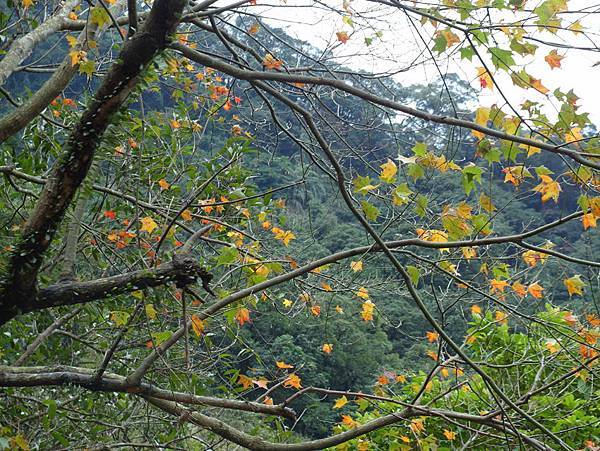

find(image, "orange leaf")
[276,360,294,369]
[235,307,251,326]
[283,373,302,389]
[544,50,564,69]
[527,282,544,299]
[322,343,333,354]
[336,31,349,44]
[191,314,205,336]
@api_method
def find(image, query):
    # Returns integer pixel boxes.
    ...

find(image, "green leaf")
[414,194,428,217]
[361,200,380,221]
[407,265,420,286]
[488,47,515,70]
[461,164,483,195]
[217,246,239,266]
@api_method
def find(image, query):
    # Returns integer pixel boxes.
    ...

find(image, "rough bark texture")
[0,0,187,324]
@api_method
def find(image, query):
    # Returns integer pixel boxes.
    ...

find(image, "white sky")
[250,0,600,124]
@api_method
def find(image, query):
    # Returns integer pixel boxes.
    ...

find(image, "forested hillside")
[0,1,598,450]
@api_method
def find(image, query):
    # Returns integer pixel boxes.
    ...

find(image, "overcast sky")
[251,0,600,125]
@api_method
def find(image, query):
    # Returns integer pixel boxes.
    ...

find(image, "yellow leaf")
[530,77,549,94]
[477,67,493,90]
[462,246,476,260]
[471,304,482,315]
[282,298,293,308]
[238,374,253,389]
[443,429,457,441]
[140,216,158,233]
[322,343,333,354]
[283,373,302,389]
[66,35,78,48]
[191,314,205,336]
[310,305,321,316]
[68,11,77,20]
[350,260,363,272]
[565,127,583,143]
[276,360,294,369]
[341,414,357,428]
[355,287,369,299]
[263,53,283,70]
[21,0,33,8]
[495,310,508,324]
[361,300,375,321]
[333,395,348,409]
[321,282,333,292]
[235,307,251,326]
[564,275,585,296]
[533,174,561,203]
[181,209,193,222]
[379,158,397,182]
[475,106,490,126]
[335,305,344,314]
[145,304,157,319]
[69,50,86,66]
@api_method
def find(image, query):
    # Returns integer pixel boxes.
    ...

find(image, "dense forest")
[0,1,598,450]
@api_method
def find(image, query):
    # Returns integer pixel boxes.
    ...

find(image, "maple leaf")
[544,50,564,69]
[271,227,296,246]
[252,378,269,389]
[181,209,193,222]
[144,304,157,320]
[533,174,561,203]
[361,300,375,321]
[530,77,549,94]
[335,305,344,314]
[333,395,348,408]
[22,0,33,8]
[191,314,205,336]
[336,31,350,44]
[276,361,294,369]
[282,299,293,308]
[263,396,273,405]
[350,260,363,272]
[495,310,508,324]
[582,213,597,230]
[69,50,86,66]
[545,339,559,354]
[355,287,369,299]
[426,331,439,342]
[477,67,494,90]
[321,282,333,292]
[489,279,509,294]
[471,304,482,315]
[103,210,116,220]
[283,373,302,389]
[512,281,527,298]
[235,307,251,326]
[503,165,532,186]
[341,415,357,428]
[66,35,78,48]
[238,374,253,389]
[443,429,457,441]
[522,250,548,267]
[158,179,170,190]
[564,275,585,296]
[248,22,260,34]
[410,419,426,434]
[400,436,411,443]
[322,343,333,354]
[379,158,397,182]
[262,53,283,70]
[140,216,158,233]
[462,247,476,259]
[310,305,321,316]
[527,282,544,299]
